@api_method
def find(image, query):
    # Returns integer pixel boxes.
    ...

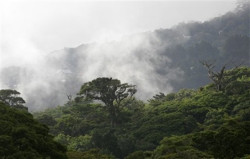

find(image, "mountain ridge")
[0,3,249,111]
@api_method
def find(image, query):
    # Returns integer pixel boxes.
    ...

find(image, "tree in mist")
[0,89,27,110]
[148,92,166,106]
[77,77,136,127]
[200,61,228,91]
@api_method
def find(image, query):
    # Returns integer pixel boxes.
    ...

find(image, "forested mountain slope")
[45,3,249,99]
[46,2,250,93]
[1,2,249,159]
[34,66,250,159]
[1,3,249,110]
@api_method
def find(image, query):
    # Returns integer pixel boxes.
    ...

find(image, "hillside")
[34,66,250,159]
[1,1,250,159]
[44,2,250,98]
[0,3,249,111]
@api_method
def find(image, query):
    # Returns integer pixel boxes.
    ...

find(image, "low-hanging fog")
[1,0,249,111]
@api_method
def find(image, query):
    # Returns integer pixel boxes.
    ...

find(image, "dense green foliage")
[2,2,249,158]
[76,77,136,128]
[34,66,250,158]
[67,149,115,159]
[0,102,67,159]
[0,89,27,111]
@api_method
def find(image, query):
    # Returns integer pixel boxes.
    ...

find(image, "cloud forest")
[0,1,249,159]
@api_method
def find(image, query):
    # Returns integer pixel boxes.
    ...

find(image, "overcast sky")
[0,0,236,67]
[0,0,240,110]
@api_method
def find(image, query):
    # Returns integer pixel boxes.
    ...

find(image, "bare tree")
[66,93,73,106]
[200,61,226,91]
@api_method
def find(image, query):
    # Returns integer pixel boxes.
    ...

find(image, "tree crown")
[77,77,136,106]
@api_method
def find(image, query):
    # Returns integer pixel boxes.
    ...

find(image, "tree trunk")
[109,105,117,128]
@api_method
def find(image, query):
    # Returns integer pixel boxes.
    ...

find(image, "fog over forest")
[0,0,249,111]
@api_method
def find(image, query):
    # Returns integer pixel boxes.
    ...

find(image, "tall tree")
[200,61,226,91]
[0,89,27,110]
[77,77,136,127]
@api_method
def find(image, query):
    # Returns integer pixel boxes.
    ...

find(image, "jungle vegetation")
[32,66,250,159]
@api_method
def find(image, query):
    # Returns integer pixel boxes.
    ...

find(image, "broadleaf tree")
[0,89,27,110]
[77,77,136,127]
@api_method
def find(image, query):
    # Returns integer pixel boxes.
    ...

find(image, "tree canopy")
[34,66,250,159]
[76,77,136,127]
[0,102,68,158]
[0,89,27,111]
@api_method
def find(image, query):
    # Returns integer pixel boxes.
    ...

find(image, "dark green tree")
[91,129,122,158]
[0,102,67,158]
[0,89,27,110]
[36,114,57,126]
[148,92,166,106]
[77,77,136,127]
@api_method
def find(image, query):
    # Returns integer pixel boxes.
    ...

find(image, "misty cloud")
[1,0,247,111]
[0,30,185,111]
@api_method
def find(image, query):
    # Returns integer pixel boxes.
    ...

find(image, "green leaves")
[0,102,68,159]
[78,77,136,104]
[153,135,212,159]
[34,67,250,159]
[77,77,136,127]
[54,134,92,152]
[193,120,250,158]
[0,89,27,111]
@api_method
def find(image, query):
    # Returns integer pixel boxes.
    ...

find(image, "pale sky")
[0,0,236,67]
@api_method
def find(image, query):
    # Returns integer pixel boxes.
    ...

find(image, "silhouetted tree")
[200,61,226,91]
[77,77,136,127]
[0,89,27,110]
